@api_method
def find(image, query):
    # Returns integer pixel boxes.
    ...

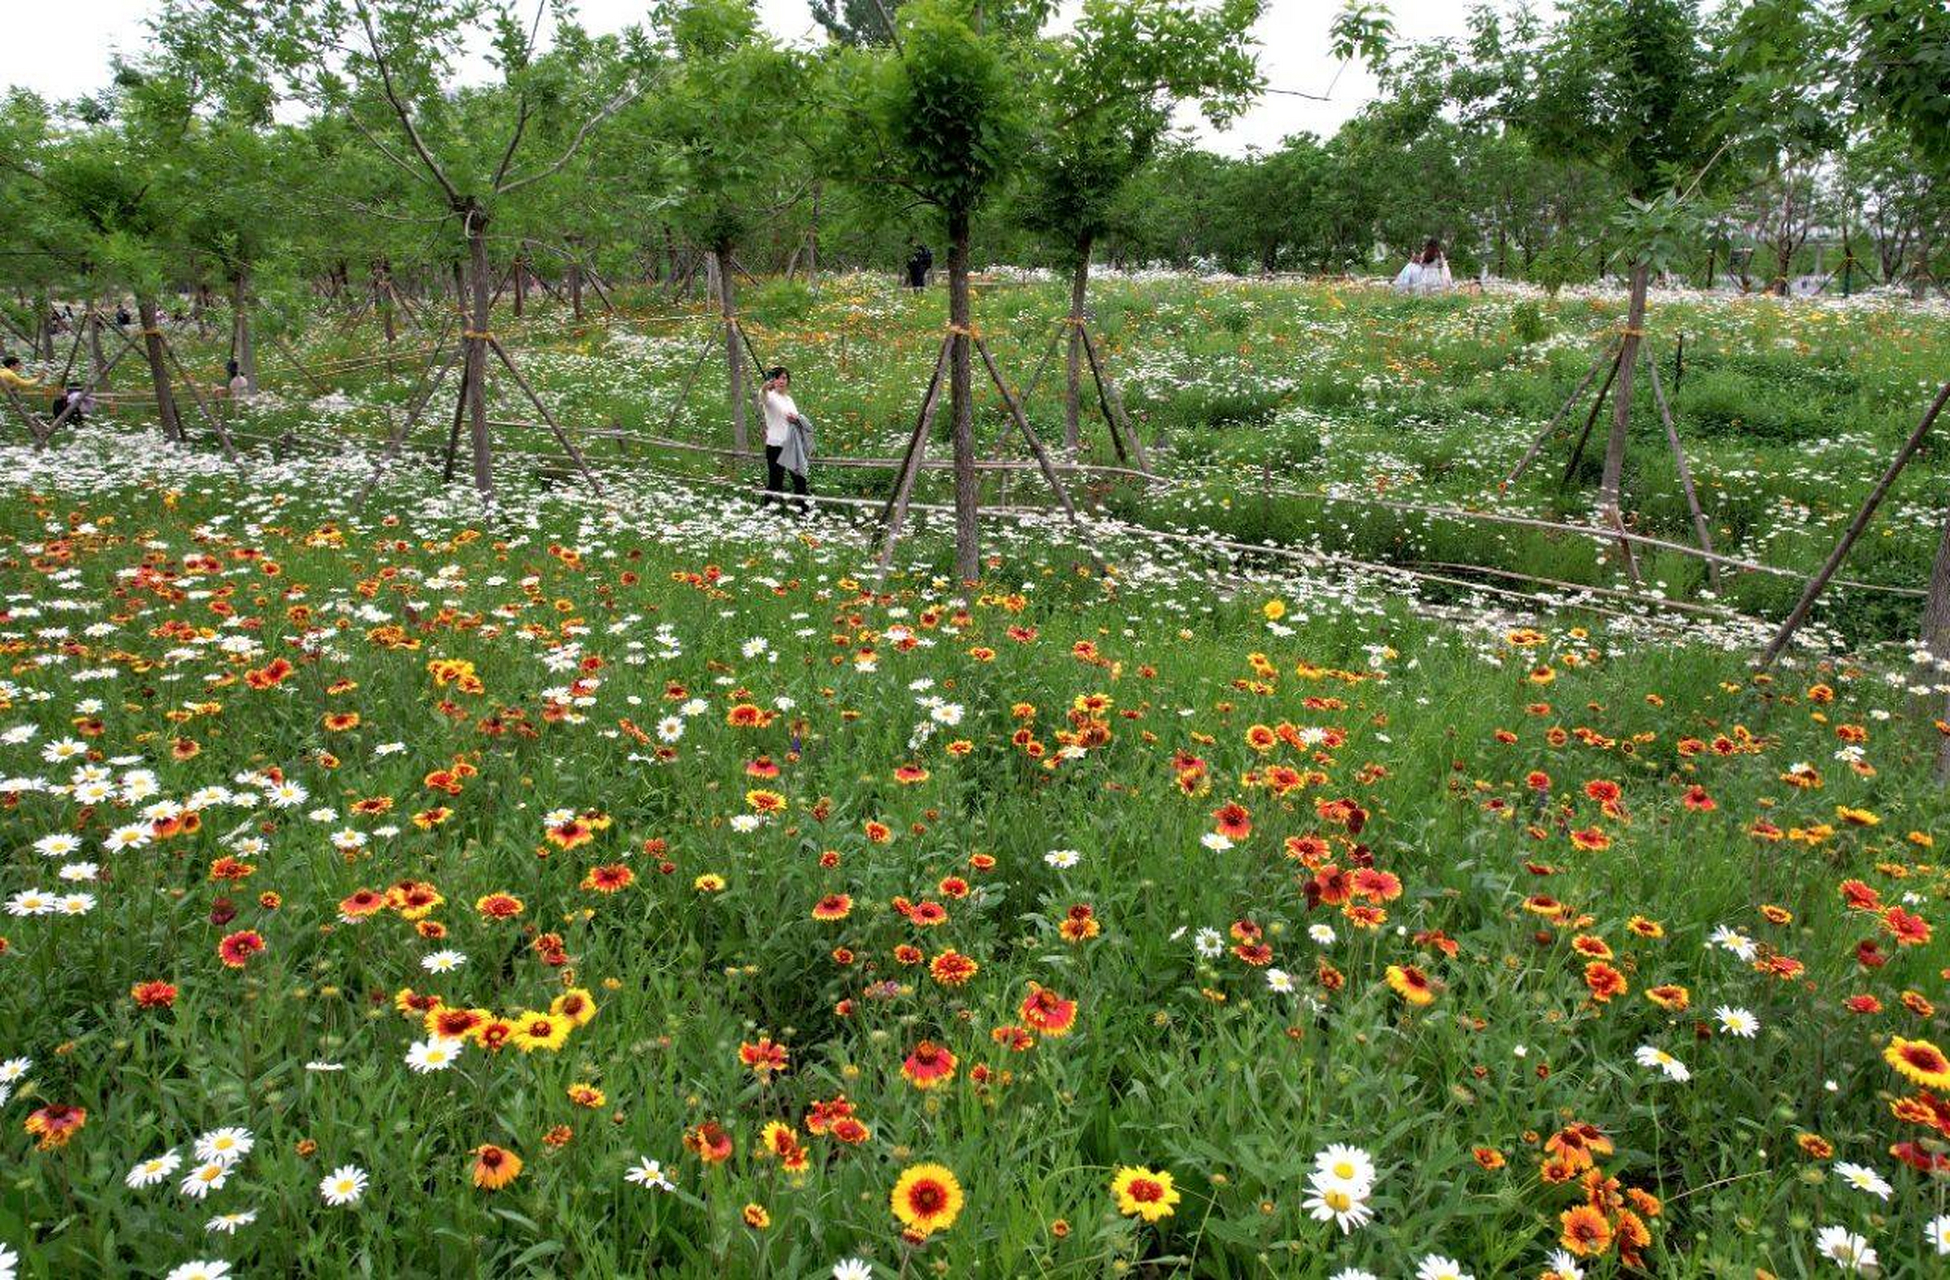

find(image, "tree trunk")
[136,295,184,443]
[568,238,585,322]
[1065,235,1091,450]
[1598,262,1649,576]
[808,183,821,289]
[35,289,54,362]
[463,212,496,500]
[88,308,107,386]
[512,256,526,319]
[714,249,746,454]
[230,269,258,394]
[948,212,980,581]
[375,260,397,345]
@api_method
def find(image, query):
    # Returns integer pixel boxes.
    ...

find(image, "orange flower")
[1583,962,1627,1002]
[684,1121,734,1164]
[1020,984,1077,1036]
[739,1037,789,1079]
[471,1144,523,1190]
[217,930,265,968]
[929,950,979,987]
[1559,1203,1613,1257]
[1386,964,1435,1006]
[901,1041,958,1089]
[24,1103,86,1150]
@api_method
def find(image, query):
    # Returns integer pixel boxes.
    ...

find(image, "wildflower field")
[5,276,1950,1278]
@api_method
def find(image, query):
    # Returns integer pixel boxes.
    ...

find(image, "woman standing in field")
[760,366,812,513]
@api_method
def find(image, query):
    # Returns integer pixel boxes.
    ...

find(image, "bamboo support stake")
[1079,323,1150,473]
[1558,346,1624,489]
[1642,347,1719,589]
[1504,339,1619,487]
[486,336,606,496]
[974,335,1083,526]
[876,335,953,578]
[157,334,241,463]
[355,342,467,505]
[1758,379,1950,667]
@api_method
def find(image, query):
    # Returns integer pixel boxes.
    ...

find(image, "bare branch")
[348,114,444,194]
[495,83,641,196]
[491,98,532,190]
[356,0,464,208]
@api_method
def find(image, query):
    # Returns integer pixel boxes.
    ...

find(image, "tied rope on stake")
[463,330,495,341]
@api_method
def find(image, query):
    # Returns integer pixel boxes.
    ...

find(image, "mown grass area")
[4,278,1949,1277]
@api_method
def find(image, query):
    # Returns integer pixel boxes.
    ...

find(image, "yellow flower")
[1110,1166,1181,1223]
[890,1163,964,1235]
[1262,599,1286,621]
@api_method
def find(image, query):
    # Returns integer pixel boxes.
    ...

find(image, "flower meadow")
[2,279,1950,1276]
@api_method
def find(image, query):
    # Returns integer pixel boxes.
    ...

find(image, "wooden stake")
[1758,379,1950,667]
[1079,323,1150,473]
[656,331,721,441]
[876,334,953,579]
[1504,339,1618,487]
[156,333,241,463]
[356,342,468,505]
[974,335,1083,527]
[1558,346,1624,490]
[1642,347,1719,589]
[486,336,607,496]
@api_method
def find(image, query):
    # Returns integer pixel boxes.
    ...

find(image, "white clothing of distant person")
[1393,254,1452,294]
[762,387,800,447]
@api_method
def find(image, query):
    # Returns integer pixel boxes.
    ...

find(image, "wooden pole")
[1558,346,1625,488]
[1504,340,1618,487]
[157,333,242,463]
[1758,380,1950,667]
[485,336,606,497]
[1642,347,1719,589]
[974,335,1083,527]
[1079,323,1150,473]
[356,342,468,506]
[876,335,953,579]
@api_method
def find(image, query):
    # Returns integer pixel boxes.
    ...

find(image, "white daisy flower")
[126,1149,184,1189]
[405,1038,464,1073]
[624,1157,675,1191]
[194,1127,255,1165]
[1833,1161,1892,1200]
[318,1164,367,1206]
[1415,1256,1474,1280]
[1814,1224,1877,1272]
[1715,1006,1759,1038]
[163,1263,232,1280]
[178,1161,230,1199]
[1635,1044,1690,1081]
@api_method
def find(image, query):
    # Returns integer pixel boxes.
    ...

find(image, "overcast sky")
[0,0,1499,157]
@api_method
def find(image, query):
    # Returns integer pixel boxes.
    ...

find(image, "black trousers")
[763,445,809,511]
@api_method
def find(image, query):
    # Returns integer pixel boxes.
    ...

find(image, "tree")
[1016,0,1261,448]
[1513,0,1733,567]
[827,0,1043,579]
[203,0,645,501]
[651,0,806,454]
[810,0,909,47]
